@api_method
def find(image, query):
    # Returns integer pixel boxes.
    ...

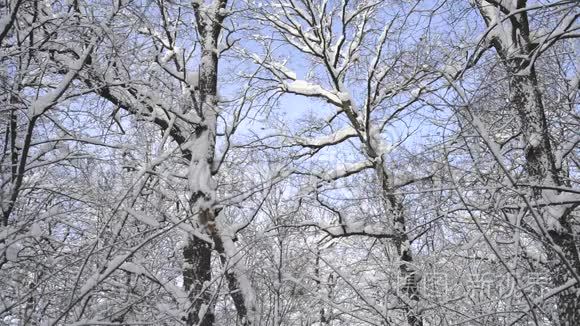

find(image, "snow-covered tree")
[1,0,578,325]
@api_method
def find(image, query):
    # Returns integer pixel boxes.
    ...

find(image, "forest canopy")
[1,0,579,325]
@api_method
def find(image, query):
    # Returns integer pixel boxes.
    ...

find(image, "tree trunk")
[376,161,422,326]
[213,230,253,326]
[510,69,580,325]
[182,2,258,324]
[183,225,214,325]
[473,2,580,324]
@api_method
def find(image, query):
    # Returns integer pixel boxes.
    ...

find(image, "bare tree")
[238,0,452,324]
[430,0,580,324]
[1,0,578,325]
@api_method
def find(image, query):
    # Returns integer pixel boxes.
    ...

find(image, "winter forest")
[1,0,579,325]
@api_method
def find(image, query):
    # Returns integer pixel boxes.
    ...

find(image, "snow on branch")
[281,80,342,106]
[270,220,395,239]
[295,160,374,188]
[296,126,358,148]
[125,207,160,228]
[28,41,95,117]
[250,53,297,81]
[214,221,257,319]
[321,161,374,181]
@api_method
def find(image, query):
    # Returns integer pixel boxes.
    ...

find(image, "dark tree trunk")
[376,162,423,326]
[474,2,580,324]
[183,231,214,326]
[181,1,258,325]
[213,231,253,326]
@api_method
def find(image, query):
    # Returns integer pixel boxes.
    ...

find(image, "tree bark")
[181,1,257,325]
[213,230,253,326]
[473,2,580,324]
[183,226,215,326]
[375,162,423,326]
